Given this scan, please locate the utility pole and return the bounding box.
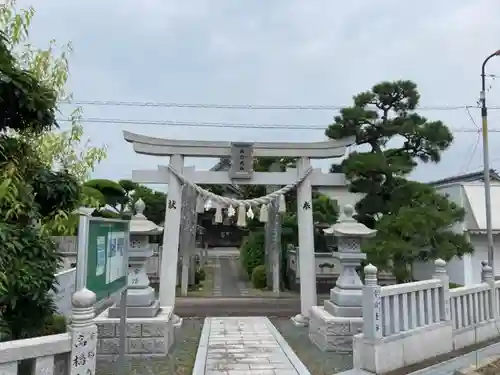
[480,49,500,275]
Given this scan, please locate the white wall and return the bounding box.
[413,257,469,285]
[436,184,468,233]
[412,234,500,286]
[52,268,76,318]
[469,234,500,280]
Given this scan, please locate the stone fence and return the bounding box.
[354,259,500,374]
[0,288,98,375]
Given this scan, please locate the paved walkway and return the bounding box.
[213,255,249,297]
[193,317,311,375]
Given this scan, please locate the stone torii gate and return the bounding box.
[123,131,354,326]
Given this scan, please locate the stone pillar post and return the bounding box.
[324,205,376,318]
[180,185,190,296]
[482,260,497,319]
[160,154,184,327]
[69,288,97,375]
[362,264,382,340]
[292,157,316,326]
[433,259,451,322]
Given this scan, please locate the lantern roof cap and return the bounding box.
[323,204,376,238]
[130,199,163,234]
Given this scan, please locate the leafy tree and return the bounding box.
[325,80,473,282]
[84,179,127,210]
[281,192,338,249]
[0,30,80,339]
[0,0,107,188]
[239,157,296,201]
[132,185,167,225]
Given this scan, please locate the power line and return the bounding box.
[59,100,500,111]
[56,117,500,132]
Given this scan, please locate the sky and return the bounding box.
[16,0,500,190]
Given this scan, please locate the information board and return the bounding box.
[76,216,130,302]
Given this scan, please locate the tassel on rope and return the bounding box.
[247,206,254,220]
[237,203,247,227]
[204,198,213,211]
[214,204,223,223]
[195,195,205,213]
[259,204,268,223]
[278,194,286,213]
[227,205,236,217]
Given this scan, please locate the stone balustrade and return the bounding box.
[0,333,72,375]
[353,259,500,374]
[378,278,447,337]
[0,288,98,375]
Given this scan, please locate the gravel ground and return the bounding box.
[96,318,203,375]
[270,317,353,374]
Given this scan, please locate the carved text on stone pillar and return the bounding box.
[71,328,97,375]
[373,289,381,332]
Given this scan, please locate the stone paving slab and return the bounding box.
[193,317,311,375]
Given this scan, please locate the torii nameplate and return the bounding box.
[229,142,254,180]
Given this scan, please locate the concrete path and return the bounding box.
[213,255,249,297]
[193,317,311,375]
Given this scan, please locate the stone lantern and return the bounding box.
[108,198,163,318]
[323,204,376,317]
[309,204,377,352]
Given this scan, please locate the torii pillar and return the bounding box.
[292,157,317,326]
[160,154,184,327]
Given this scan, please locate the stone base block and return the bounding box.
[324,300,362,318]
[291,314,309,327]
[309,305,363,352]
[329,287,362,311]
[95,307,174,360]
[115,287,156,307]
[108,300,160,318]
[353,321,453,374]
[172,316,183,328]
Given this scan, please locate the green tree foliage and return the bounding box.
[0,0,106,195]
[251,265,267,289]
[240,231,266,278]
[0,30,80,340]
[325,80,473,281]
[132,185,167,225]
[239,157,296,201]
[84,179,126,210]
[281,192,338,249]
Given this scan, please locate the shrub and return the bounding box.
[42,314,67,336]
[251,265,267,289]
[240,231,265,278]
[195,268,206,285]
